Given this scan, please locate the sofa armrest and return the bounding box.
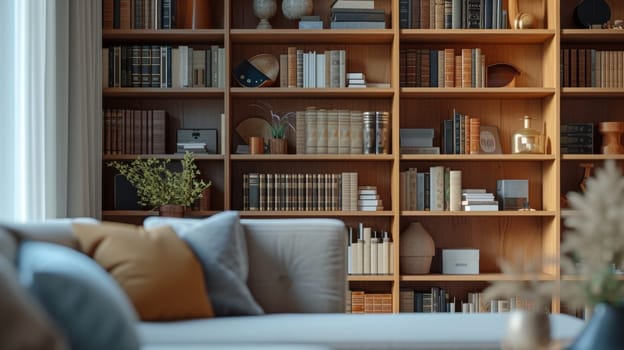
[242,218,347,314]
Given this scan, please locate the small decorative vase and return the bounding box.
[599,121,624,154]
[502,310,551,350]
[566,303,624,349]
[399,222,435,274]
[159,204,185,218]
[253,0,277,29]
[281,0,314,20]
[511,116,544,154]
[270,138,288,154]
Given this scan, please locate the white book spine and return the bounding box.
[363,226,371,274]
[370,236,378,274]
[317,109,328,154]
[449,170,462,211]
[350,111,363,154]
[327,110,339,154]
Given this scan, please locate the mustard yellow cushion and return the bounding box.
[72,222,214,321]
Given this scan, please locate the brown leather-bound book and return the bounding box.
[461,48,472,88]
[288,47,297,88]
[444,48,455,87]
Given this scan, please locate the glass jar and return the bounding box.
[511,116,544,154]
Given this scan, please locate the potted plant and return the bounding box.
[252,103,295,154]
[108,152,211,217]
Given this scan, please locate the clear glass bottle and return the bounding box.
[512,116,544,154]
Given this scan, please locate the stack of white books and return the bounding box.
[358,186,383,211]
[347,72,366,88]
[461,189,498,211]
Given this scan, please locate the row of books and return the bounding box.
[103,45,225,88]
[399,0,508,29]
[400,289,537,313]
[243,172,377,212]
[561,48,624,88]
[441,111,481,155]
[347,291,393,314]
[103,0,178,29]
[103,109,166,155]
[399,48,486,88]
[400,166,459,211]
[347,223,393,275]
[292,108,391,155]
[279,48,347,88]
[560,123,594,155]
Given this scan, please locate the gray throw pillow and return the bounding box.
[0,255,67,350]
[144,211,264,316]
[18,241,141,350]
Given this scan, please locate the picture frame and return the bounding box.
[480,125,502,154]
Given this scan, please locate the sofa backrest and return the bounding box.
[242,218,347,314]
[0,219,86,262]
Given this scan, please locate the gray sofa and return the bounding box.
[0,214,585,350]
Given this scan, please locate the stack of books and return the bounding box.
[299,15,323,29]
[461,189,498,211]
[347,72,366,88]
[330,0,386,29]
[358,186,383,211]
[399,128,439,154]
[560,123,594,154]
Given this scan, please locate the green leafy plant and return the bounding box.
[560,160,624,308]
[252,103,295,139]
[108,152,211,209]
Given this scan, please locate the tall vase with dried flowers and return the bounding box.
[483,257,554,349]
[560,160,624,349]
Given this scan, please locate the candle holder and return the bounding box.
[599,122,624,154]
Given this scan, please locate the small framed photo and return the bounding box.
[480,125,502,154]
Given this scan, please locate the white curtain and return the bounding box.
[0,0,101,221]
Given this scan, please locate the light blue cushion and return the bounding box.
[18,241,140,350]
[144,211,264,316]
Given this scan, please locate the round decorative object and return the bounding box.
[399,222,435,275]
[232,53,279,87]
[486,63,520,88]
[252,0,277,29]
[503,310,550,349]
[281,0,314,20]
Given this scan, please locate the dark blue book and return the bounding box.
[484,0,493,28]
[430,50,438,87]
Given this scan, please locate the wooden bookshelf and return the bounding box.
[100,0,624,315]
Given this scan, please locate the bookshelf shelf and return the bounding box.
[103,87,224,98]
[400,273,556,282]
[230,87,394,98]
[239,210,396,217]
[348,275,395,282]
[561,29,624,44]
[561,154,624,161]
[103,154,225,161]
[561,88,624,98]
[399,154,556,161]
[229,29,394,44]
[103,29,225,43]
[399,29,556,44]
[400,210,557,217]
[400,87,555,99]
[231,154,395,161]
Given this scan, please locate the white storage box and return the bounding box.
[442,249,479,274]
